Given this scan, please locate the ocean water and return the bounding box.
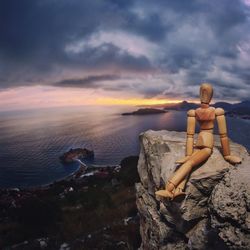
[0,105,249,188]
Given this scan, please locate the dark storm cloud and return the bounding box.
[0,0,250,100]
[54,74,120,88]
[65,43,152,71]
[0,0,154,87]
[125,13,169,42]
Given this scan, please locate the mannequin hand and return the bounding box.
[175,156,190,164]
[224,155,242,164]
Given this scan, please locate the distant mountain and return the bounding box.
[233,100,250,108]
[164,101,250,111]
[162,100,250,119]
[213,102,234,110]
[122,108,167,116]
[133,100,250,119]
[164,101,199,111]
[226,100,250,118]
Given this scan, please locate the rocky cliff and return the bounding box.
[136,130,250,250]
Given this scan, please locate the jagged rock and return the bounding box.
[209,161,250,249]
[136,182,186,250]
[186,219,209,249]
[136,130,249,249]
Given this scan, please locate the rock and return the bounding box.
[136,183,173,250]
[118,156,140,186]
[9,188,20,192]
[111,178,119,187]
[60,242,70,250]
[136,130,249,249]
[38,238,48,249]
[117,241,126,246]
[209,161,250,249]
[124,216,133,225]
[187,219,209,249]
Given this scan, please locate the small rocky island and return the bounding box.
[122,108,166,116]
[59,147,94,164]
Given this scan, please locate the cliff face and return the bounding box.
[136,130,250,250]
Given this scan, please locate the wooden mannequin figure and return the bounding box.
[155,83,242,200]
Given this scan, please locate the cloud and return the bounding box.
[54,74,120,88]
[0,0,250,101]
[65,43,153,71]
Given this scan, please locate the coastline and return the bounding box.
[0,155,141,249]
[0,160,121,191]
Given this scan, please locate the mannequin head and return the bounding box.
[200,83,213,104]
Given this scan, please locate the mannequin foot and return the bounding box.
[155,189,174,199]
[173,188,186,199]
[224,155,242,164]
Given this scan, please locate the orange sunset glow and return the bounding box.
[95,97,183,106]
[0,85,187,111]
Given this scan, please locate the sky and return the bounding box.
[0,0,250,111]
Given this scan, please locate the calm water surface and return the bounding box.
[0,106,249,188]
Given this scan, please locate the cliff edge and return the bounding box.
[136,130,250,250]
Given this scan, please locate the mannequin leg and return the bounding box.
[155,148,212,199]
[174,151,201,194]
[173,174,189,198]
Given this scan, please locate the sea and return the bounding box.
[0,105,249,188]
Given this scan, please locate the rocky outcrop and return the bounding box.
[122,108,166,116]
[136,130,250,250]
[59,148,94,164]
[210,161,250,249]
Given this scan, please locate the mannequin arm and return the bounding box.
[176,109,195,164]
[215,108,241,164]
